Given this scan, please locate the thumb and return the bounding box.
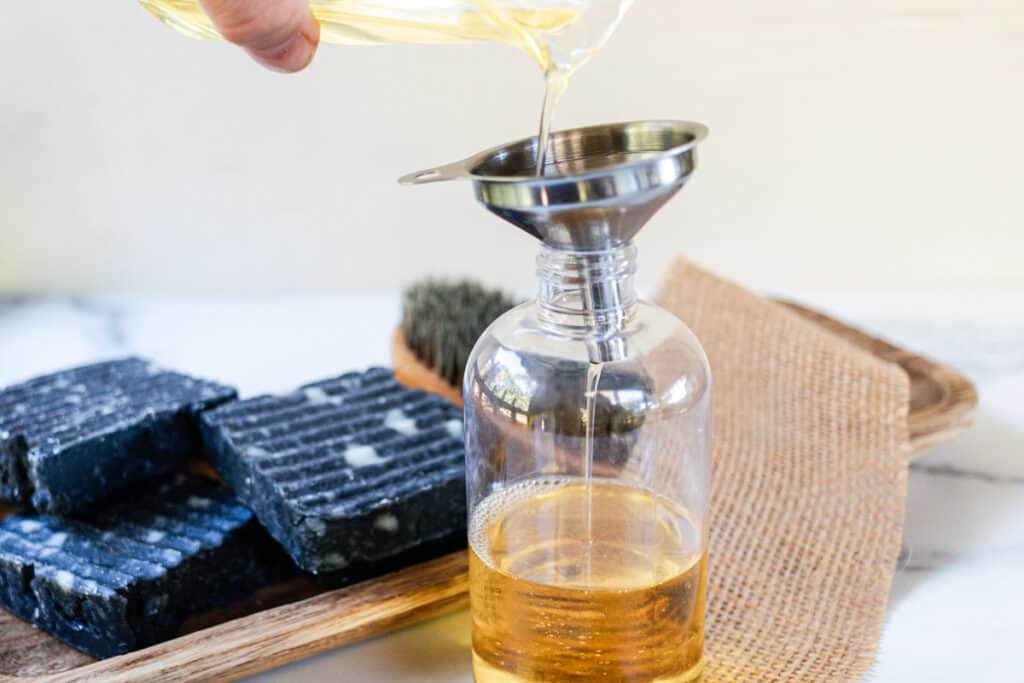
[199,0,320,73]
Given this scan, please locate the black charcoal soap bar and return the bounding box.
[0,357,236,514]
[0,474,284,659]
[201,367,466,574]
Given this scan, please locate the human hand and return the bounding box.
[199,0,320,72]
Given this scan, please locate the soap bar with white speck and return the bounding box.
[0,474,288,658]
[200,367,466,574]
[0,357,237,514]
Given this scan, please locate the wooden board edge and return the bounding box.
[28,553,469,683]
[776,300,978,456]
[895,359,978,455]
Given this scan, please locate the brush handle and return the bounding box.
[391,329,464,407]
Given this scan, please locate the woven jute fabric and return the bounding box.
[655,258,911,683]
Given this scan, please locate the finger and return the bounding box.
[199,0,320,73]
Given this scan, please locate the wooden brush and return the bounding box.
[392,279,517,407]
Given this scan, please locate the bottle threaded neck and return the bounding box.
[536,243,638,357]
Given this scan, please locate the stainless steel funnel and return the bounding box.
[399,120,707,251]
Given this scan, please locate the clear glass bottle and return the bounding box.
[464,241,712,683]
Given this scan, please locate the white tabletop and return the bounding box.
[1,289,1021,682]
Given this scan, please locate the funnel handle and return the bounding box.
[398,160,467,186]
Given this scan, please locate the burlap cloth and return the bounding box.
[655,258,910,683]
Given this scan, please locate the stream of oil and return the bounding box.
[582,360,604,582]
[459,1,570,175]
[535,71,568,175]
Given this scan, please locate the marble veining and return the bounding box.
[909,461,1024,487]
[66,297,129,350]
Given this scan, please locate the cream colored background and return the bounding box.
[0,1,1020,294]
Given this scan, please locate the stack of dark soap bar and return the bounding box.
[202,367,467,574]
[0,360,468,660]
[0,358,236,513]
[0,474,286,658]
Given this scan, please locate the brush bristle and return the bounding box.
[401,279,518,388]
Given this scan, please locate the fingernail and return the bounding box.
[249,15,320,73]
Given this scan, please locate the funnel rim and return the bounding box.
[463,119,708,184]
[398,119,709,251]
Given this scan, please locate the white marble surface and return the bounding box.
[1,289,1021,682]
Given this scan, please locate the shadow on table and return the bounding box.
[889,412,1024,607]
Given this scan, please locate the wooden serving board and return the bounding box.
[777,302,978,456]
[0,302,977,682]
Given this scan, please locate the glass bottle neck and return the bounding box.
[536,243,638,359]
